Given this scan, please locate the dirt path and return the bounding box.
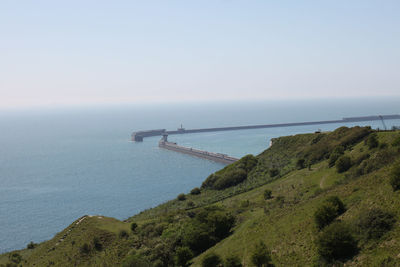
[320,175,327,189]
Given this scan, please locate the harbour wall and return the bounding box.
[132,114,400,141]
[158,140,239,164]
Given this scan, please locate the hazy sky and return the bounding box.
[1,1,399,108]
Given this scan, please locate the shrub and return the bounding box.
[175,246,194,267]
[367,133,379,149]
[389,164,400,191]
[213,169,247,190]
[251,241,273,267]
[121,254,152,267]
[316,222,358,262]
[130,222,138,232]
[202,252,222,267]
[263,189,272,200]
[275,195,285,208]
[182,223,214,254]
[335,156,352,173]
[379,142,388,149]
[26,241,36,249]
[190,187,201,195]
[314,196,346,229]
[328,146,345,167]
[92,237,102,251]
[392,135,400,146]
[80,243,91,254]
[119,230,129,239]
[356,208,396,240]
[296,158,306,169]
[224,255,242,267]
[269,168,279,177]
[182,208,235,254]
[236,154,258,172]
[177,193,186,201]
[8,253,22,264]
[328,153,341,167]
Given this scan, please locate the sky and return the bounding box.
[0,0,399,109]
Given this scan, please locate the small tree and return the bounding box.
[389,164,400,191]
[316,222,358,262]
[263,189,272,200]
[175,246,193,267]
[27,241,36,249]
[335,156,352,173]
[251,241,273,267]
[177,193,186,201]
[202,252,222,267]
[130,222,138,232]
[190,187,201,195]
[314,196,346,229]
[225,255,242,267]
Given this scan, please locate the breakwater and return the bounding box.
[132,114,400,141]
[158,138,239,164]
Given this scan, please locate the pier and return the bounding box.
[158,134,238,164]
[132,114,400,141]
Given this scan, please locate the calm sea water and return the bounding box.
[0,98,399,253]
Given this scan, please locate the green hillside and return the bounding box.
[2,127,400,267]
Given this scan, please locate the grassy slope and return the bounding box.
[1,129,400,266]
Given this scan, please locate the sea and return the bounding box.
[1,98,399,253]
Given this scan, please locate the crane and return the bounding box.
[379,115,387,131]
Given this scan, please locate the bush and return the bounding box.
[392,135,400,146]
[263,189,272,200]
[389,164,400,191]
[119,230,129,239]
[190,187,201,195]
[316,222,358,262]
[80,243,91,254]
[314,196,346,229]
[296,158,306,169]
[202,252,222,267]
[214,169,247,190]
[328,146,345,167]
[202,169,247,190]
[224,255,242,267]
[187,201,195,208]
[335,156,352,173]
[26,241,36,249]
[121,254,152,267]
[182,208,235,254]
[92,237,102,251]
[251,241,273,267]
[236,154,258,172]
[367,133,379,149]
[356,208,396,240]
[175,246,194,267]
[177,193,186,201]
[269,168,279,177]
[130,222,138,232]
[8,253,22,264]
